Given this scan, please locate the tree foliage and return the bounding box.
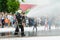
[7,0,20,14]
[0,0,7,12]
[0,0,20,14]
[22,0,25,2]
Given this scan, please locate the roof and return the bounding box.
[20,4,35,11]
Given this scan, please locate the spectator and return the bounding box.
[33,17,37,32]
[13,14,17,28]
[48,18,52,30]
[44,18,48,30]
[4,17,10,27]
[1,13,5,28]
[7,14,11,26]
[9,14,14,27]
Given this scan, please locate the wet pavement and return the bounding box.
[0,26,60,37]
[24,29,60,37]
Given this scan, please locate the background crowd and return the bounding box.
[0,12,60,30]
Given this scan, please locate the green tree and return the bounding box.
[0,0,24,14]
[0,0,7,12]
[22,0,25,2]
[7,0,20,14]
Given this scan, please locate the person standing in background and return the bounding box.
[33,17,37,32]
[48,17,52,30]
[4,17,10,27]
[1,12,5,36]
[13,14,17,28]
[44,18,48,30]
[7,14,11,26]
[1,12,5,28]
[10,14,14,27]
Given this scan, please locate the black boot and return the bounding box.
[14,26,19,36]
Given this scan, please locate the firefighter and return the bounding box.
[14,12,25,37]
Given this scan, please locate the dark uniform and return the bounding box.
[14,13,25,36]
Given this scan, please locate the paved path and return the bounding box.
[0,26,60,37]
